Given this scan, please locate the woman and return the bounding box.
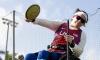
[25,8,88,60]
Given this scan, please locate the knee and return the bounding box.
[40,50,48,53]
[38,50,49,59]
[39,50,49,56]
[25,53,38,60]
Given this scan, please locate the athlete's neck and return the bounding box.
[69,25,80,30]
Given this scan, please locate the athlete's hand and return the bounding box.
[26,19,35,22]
[64,35,74,44]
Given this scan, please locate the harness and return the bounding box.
[47,44,67,50]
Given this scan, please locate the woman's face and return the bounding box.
[70,12,86,28]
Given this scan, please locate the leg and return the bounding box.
[37,50,49,60]
[25,52,38,60]
[69,55,80,60]
[49,52,62,60]
[59,54,80,60]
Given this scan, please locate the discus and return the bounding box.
[25,4,40,21]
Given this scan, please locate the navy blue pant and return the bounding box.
[25,50,62,60]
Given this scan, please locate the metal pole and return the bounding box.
[5,23,9,60]
[2,10,18,60]
[67,20,69,60]
[12,10,15,60]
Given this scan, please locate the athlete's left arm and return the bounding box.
[72,31,86,57]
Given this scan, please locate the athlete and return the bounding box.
[25,8,88,60]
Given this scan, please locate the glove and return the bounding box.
[64,35,74,44]
[25,4,40,22]
[26,19,35,22]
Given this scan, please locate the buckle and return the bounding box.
[52,46,58,49]
[47,45,66,50]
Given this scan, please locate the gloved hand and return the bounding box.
[64,35,74,44]
[26,19,35,22]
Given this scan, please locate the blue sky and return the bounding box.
[0,0,100,60]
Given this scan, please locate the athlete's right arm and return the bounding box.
[31,18,64,32]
